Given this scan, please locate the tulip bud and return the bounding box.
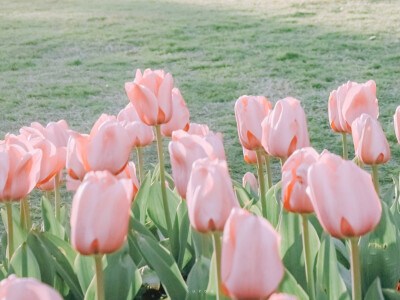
[186,158,239,232]
[221,208,284,299]
[307,150,381,238]
[281,147,319,214]
[393,106,400,144]
[0,275,63,300]
[351,114,390,165]
[70,171,133,255]
[161,88,190,137]
[242,172,258,194]
[235,95,272,150]
[262,97,310,159]
[125,69,174,126]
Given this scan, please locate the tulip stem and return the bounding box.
[6,202,14,261]
[136,147,145,184]
[372,164,380,196]
[54,174,61,222]
[212,232,223,300]
[155,125,174,250]
[20,197,31,231]
[94,255,105,300]
[301,214,316,300]
[342,133,348,160]
[256,149,267,218]
[350,238,362,300]
[264,153,272,189]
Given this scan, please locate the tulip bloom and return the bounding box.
[242,171,258,194]
[169,130,225,198]
[242,147,263,164]
[262,97,310,159]
[116,161,140,198]
[235,95,272,150]
[281,147,319,214]
[394,106,400,144]
[161,88,190,137]
[307,151,381,238]
[70,171,133,255]
[351,114,390,165]
[117,103,154,147]
[269,294,298,300]
[125,69,174,126]
[187,123,210,136]
[186,158,239,232]
[0,275,63,300]
[221,208,284,299]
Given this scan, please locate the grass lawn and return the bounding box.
[1,0,400,213]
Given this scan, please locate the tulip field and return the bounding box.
[1,0,400,300]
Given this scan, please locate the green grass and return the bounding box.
[1,0,400,201]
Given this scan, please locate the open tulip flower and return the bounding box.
[125,68,174,126]
[161,88,190,137]
[0,275,63,300]
[221,208,284,299]
[394,106,400,144]
[262,97,310,160]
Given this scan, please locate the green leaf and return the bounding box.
[41,196,65,238]
[173,200,191,269]
[132,232,187,299]
[206,252,217,299]
[360,202,400,292]
[278,269,309,300]
[382,288,400,300]
[365,277,384,300]
[315,234,350,300]
[140,266,161,290]
[75,254,94,294]
[265,182,282,228]
[186,256,210,300]
[233,182,253,207]
[1,205,27,251]
[10,242,41,280]
[132,173,151,224]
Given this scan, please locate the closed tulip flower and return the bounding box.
[269,293,298,300]
[203,131,226,161]
[187,123,210,136]
[281,147,319,214]
[169,130,225,198]
[242,147,264,164]
[70,171,133,255]
[235,95,272,150]
[221,208,284,299]
[0,275,63,300]
[161,88,190,137]
[307,150,381,238]
[242,171,258,193]
[393,106,400,144]
[0,141,42,200]
[186,158,239,232]
[116,161,140,198]
[125,69,174,126]
[262,97,310,159]
[351,114,390,165]
[118,103,154,147]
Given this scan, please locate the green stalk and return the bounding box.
[155,125,174,249]
[256,149,267,218]
[342,133,348,160]
[6,202,14,261]
[54,174,61,222]
[372,164,380,196]
[136,147,145,184]
[264,153,272,189]
[94,255,105,300]
[20,197,31,231]
[350,238,362,300]
[301,215,316,300]
[212,232,223,300]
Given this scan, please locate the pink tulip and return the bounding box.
[89,113,116,138]
[161,88,190,137]
[281,147,319,214]
[186,158,239,232]
[125,69,174,126]
[242,172,258,193]
[235,95,272,150]
[351,114,390,165]
[187,123,210,136]
[37,170,63,191]
[343,80,379,129]
[118,103,154,147]
[169,130,225,198]
[221,208,284,299]
[0,141,41,200]
[70,171,133,255]
[203,131,226,161]
[307,150,381,238]
[242,147,264,164]
[269,293,298,300]
[262,97,310,159]
[393,106,400,144]
[66,116,132,184]
[0,275,63,300]
[116,161,140,198]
